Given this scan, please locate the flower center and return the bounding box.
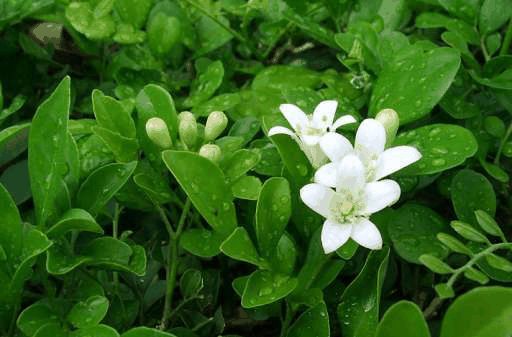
[354,145,380,181]
[339,200,354,216]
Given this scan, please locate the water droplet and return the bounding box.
[448,133,456,139]
[211,194,218,201]
[279,215,287,222]
[222,202,230,211]
[432,147,448,154]
[190,182,199,192]
[202,231,212,238]
[258,287,273,296]
[418,163,426,169]
[415,100,422,107]
[296,164,308,176]
[428,128,441,136]
[280,195,289,204]
[432,158,446,166]
[272,204,278,211]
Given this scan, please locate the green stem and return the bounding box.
[499,17,512,56]
[447,242,512,288]
[494,122,512,164]
[160,199,191,330]
[280,301,295,337]
[113,204,122,289]
[480,35,490,62]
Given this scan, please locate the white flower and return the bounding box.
[300,154,400,253]
[268,100,356,167]
[315,119,422,186]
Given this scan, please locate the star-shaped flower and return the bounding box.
[268,100,356,167]
[314,118,421,186]
[300,154,400,253]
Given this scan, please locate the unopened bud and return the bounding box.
[375,108,399,146]
[199,144,222,163]
[178,111,198,149]
[146,117,172,148]
[205,111,228,141]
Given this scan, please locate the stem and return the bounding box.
[159,199,192,330]
[494,123,512,164]
[480,35,490,61]
[279,301,294,337]
[499,17,512,56]
[423,297,443,319]
[113,204,122,289]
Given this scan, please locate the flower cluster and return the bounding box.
[269,101,421,254]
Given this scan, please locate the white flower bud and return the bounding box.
[375,108,399,146]
[199,144,222,163]
[146,117,172,149]
[204,111,228,141]
[178,111,198,149]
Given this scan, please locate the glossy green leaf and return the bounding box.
[221,149,260,183]
[113,23,145,44]
[469,68,512,89]
[0,183,22,263]
[76,134,115,179]
[337,239,359,260]
[438,0,480,23]
[480,161,509,183]
[451,221,489,243]
[479,0,512,35]
[241,270,297,308]
[29,76,71,228]
[369,46,460,125]
[92,125,139,163]
[66,2,115,40]
[441,287,512,337]
[283,8,337,49]
[252,142,283,176]
[17,302,60,337]
[485,254,512,272]
[133,171,172,205]
[76,162,137,217]
[436,233,473,255]
[33,322,68,337]
[183,60,224,107]
[162,151,237,235]
[474,210,504,238]
[68,295,109,329]
[252,66,322,91]
[0,122,30,166]
[419,254,454,274]
[375,301,430,337]
[286,302,330,337]
[441,31,480,70]
[46,208,103,238]
[46,241,92,275]
[463,266,490,284]
[192,93,241,117]
[435,283,455,299]
[451,169,496,226]
[179,269,203,299]
[82,236,129,264]
[272,232,298,275]
[231,175,262,200]
[92,89,136,138]
[388,204,449,263]
[338,248,390,337]
[70,324,120,337]
[148,13,181,56]
[121,327,177,337]
[255,177,291,260]
[180,229,225,257]
[394,124,478,175]
[415,12,479,44]
[195,14,233,56]
[221,227,267,268]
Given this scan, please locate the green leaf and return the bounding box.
[221,149,260,183]
[192,93,241,117]
[121,327,177,337]
[241,270,297,308]
[441,287,512,337]
[485,254,512,272]
[76,162,137,217]
[179,269,203,299]
[180,229,225,257]
[231,175,262,200]
[450,221,489,243]
[419,254,454,274]
[82,237,129,265]
[183,60,224,107]
[92,89,136,139]
[479,0,512,35]
[475,210,505,238]
[133,170,173,205]
[17,302,60,337]
[393,124,478,175]
[436,233,473,255]
[29,76,71,228]
[463,267,490,284]
[33,322,68,337]
[92,125,139,163]
[148,13,181,56]
[369,46,460,125]
[286,302,330,337]
[194,14,233,56]
[388,204,449,264]
[283,8,337,49]
[255,177,291,260]
[435,283,455,299]
[68,295,109,329]
[113,23,145,45]
[162,151,237,235]
[375,301,430,337]
[415,12,479,45]
[114,0,151,29]
[480,161,509,183]
[66,2,115,40]
[70,324,120,337]
[94,0,115,18]
[272,232,298,275]
[0,183,22,264]
[451,169,496,226]
[220,227,267,268]
[338,248,390,337]
[469,68,512,90]
[336,239,359,260]
[438,0,480,23]
[441,31,480,70]
[46,208,103,238]
[252,66,322,92]
[0,122,30,166]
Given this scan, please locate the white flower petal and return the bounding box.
[336,154,366,192]
[300,183,337,219]
[279,104,309,133]
[268,126,301,144]
[362,180,401,214]
[305,143,329,168]
[351,219,382,250]
[312,100,338,130]
[319,132,353,162]
[321,219,352,254]
[314,163,337,188]
[355,119,386,155]
[331,115,357,131]
[375,146,422,180]
[301,134,322,146]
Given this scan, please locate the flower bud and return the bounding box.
[199,144,222,163]
[375,108,399,146]
[178,111,198,149]
[146,117,172,149]
[204,111,228,141]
